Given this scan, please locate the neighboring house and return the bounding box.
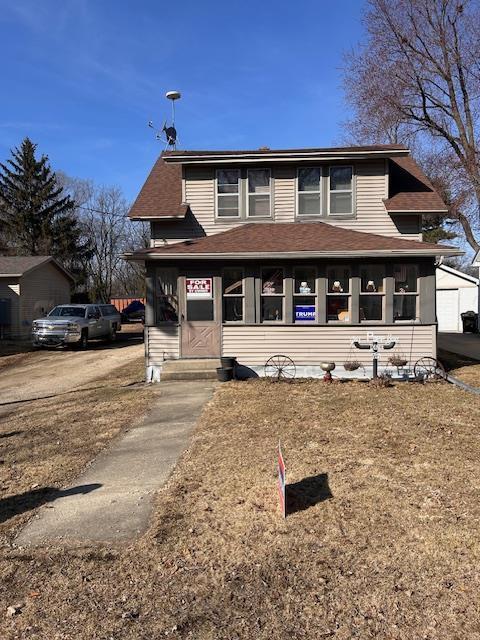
[436,264,479,332]
[126,144,462,376]
[0,256,73,339]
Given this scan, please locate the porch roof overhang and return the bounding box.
[124,221,463,262]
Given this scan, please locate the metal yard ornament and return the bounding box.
[352,334,396,378]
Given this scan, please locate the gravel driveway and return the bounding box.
[0,328,144,405]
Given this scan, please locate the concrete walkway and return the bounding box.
[16,381,215,546]
[438,332,480,361]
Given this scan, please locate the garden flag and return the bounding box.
[278,441,286,518]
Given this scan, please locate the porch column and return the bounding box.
[145,263,155,327]
[419,260,436,324]
[385,263,394,324]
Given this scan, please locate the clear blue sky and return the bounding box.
[0,0,364,201]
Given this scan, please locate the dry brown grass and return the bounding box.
[450,363,480,387]
[0,356,149,544]
[1,377,479,639]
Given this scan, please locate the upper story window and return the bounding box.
[297,168,321,216]
[329,166,353,215]
[216,169,240,218]
[247,169,271,217]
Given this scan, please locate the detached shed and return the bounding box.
[436,264,479,332]
[0,256,73,339]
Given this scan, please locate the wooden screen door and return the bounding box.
[181,275,221,358]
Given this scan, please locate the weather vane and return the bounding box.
[148,90,181,151]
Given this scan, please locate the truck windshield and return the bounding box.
[49,307,86,318]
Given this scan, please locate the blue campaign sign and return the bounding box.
[295,304,315,322]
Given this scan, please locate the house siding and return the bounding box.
[0,278,21,337]
[222,324,436,366]
[150,161,422,246]
[146,325,180,365]
[19,263,71,336]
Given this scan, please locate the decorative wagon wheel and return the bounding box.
[264,355,296,382]
[414,357,446,381]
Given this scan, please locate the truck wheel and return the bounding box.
[78,330,88,350]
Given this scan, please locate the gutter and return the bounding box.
[163,149,410,164]
[124,248,463,261]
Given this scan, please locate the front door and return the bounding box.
[181,276,220,357]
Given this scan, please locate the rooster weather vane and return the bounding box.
[148,90,181,150]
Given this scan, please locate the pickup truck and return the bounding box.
[32,304,121,349]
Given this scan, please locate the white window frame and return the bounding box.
[328,165,354,216]
[215,168,241,219]
[247,168,272,219]
[296,167,322,217]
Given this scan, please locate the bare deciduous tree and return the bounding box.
[344,0,480,253]
[58,173,148,301]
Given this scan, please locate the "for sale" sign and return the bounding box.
[186,278,213,299]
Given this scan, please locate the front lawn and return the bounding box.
[1,378,479,639]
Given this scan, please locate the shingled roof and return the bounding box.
[384,157,447,212]
[127,222,461,260]
[0,256,74,280]
[129,156,188,220]
[129,146,447,220]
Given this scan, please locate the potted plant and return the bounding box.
[343,360,362,371]
[388,354,408,367]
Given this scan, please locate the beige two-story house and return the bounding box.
[126,144,461,377]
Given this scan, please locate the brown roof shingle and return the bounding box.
[128,222,460,259]
[384,157,447,212]
[0,256,74,280]
[129,155,187,220]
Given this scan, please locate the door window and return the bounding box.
[186,277,214,321]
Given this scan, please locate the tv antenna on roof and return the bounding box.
[148,90,181,150]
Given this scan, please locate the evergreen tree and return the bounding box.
[0,138,91,276]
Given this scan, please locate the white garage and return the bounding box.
[436,264,479,332]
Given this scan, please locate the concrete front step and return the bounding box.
[163,358,220,372]
[161,369,219,381]
[161,358,221,381]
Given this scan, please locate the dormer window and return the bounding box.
[329,166,353,215]
[247,169,271,217]
[297,167,322,216]
[216,169,240,218]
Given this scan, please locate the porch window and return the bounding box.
[393,264,418,321]
[216,169,240,218]
[297,168,321,216]
[247,169,271,217]
[327,266,350,322]
[261,267,284,321]
[222,267,244,322]
[156,268,178,323]
[360,264,384,321]
[329,166,353,215]
[293,266,316,322]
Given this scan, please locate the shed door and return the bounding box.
[437,289,459,332]
[181,276,220,357]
